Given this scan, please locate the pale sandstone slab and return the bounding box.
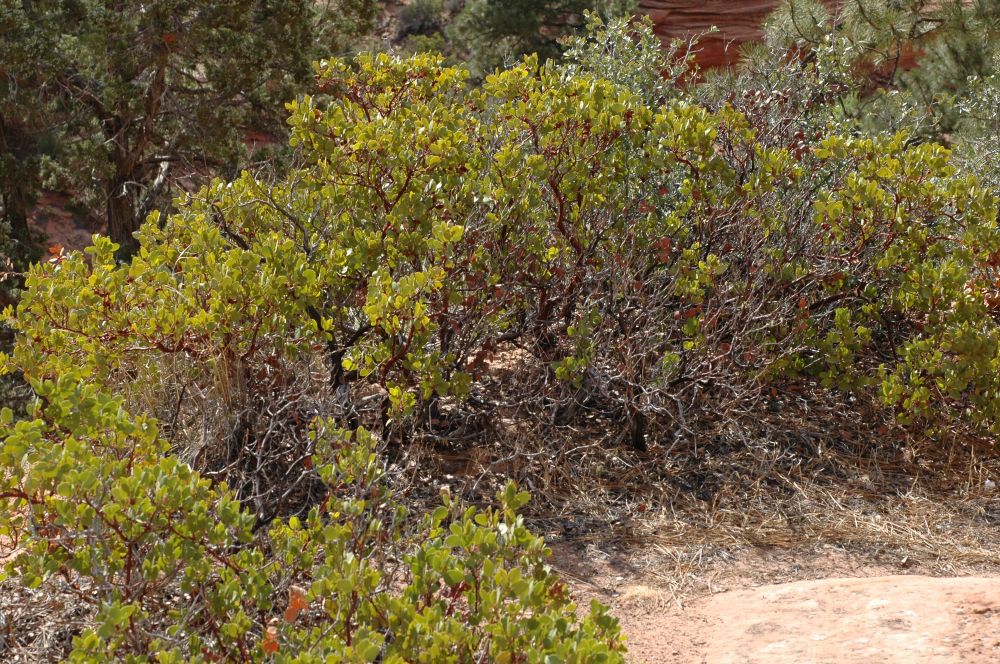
[702,575,1000,663]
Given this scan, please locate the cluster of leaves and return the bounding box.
[952,50,1000,192]
[392,0,636,80]
[446,0,636,78]
[0,374,623,661]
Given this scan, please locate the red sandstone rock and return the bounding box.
[638,0,791,67]
[637,1,941,71]
[638,1,846,68]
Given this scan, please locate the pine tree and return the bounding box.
[765,0,1000,137]
[0,0,376,259]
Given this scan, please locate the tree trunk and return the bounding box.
[104,47,168,262]
[2,183,31,244]
[106,153,140,261]
[0,113,35,247]
[629,409,648,452]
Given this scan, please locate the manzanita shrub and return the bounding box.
[8,30,1000,456]
[0,375,624,661]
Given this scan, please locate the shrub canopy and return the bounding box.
[7,42,1000,450]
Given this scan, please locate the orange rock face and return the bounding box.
[638,1,829,68]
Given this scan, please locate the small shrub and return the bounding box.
[447,0,635,78]
[7,23,1000,484]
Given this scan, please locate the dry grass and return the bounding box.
[401,370,1000,603]
[0,578,94,663]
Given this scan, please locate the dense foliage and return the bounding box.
[764,0,1000,136]
[8,5,1000,659]
[447,0,635,77]
[393,0,636,79]
[10,21,1000,452]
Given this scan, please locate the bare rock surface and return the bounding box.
[556,544,1000,664]
[639,0,791,67]
[638,1,840,67]
[701,575,1000,663]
